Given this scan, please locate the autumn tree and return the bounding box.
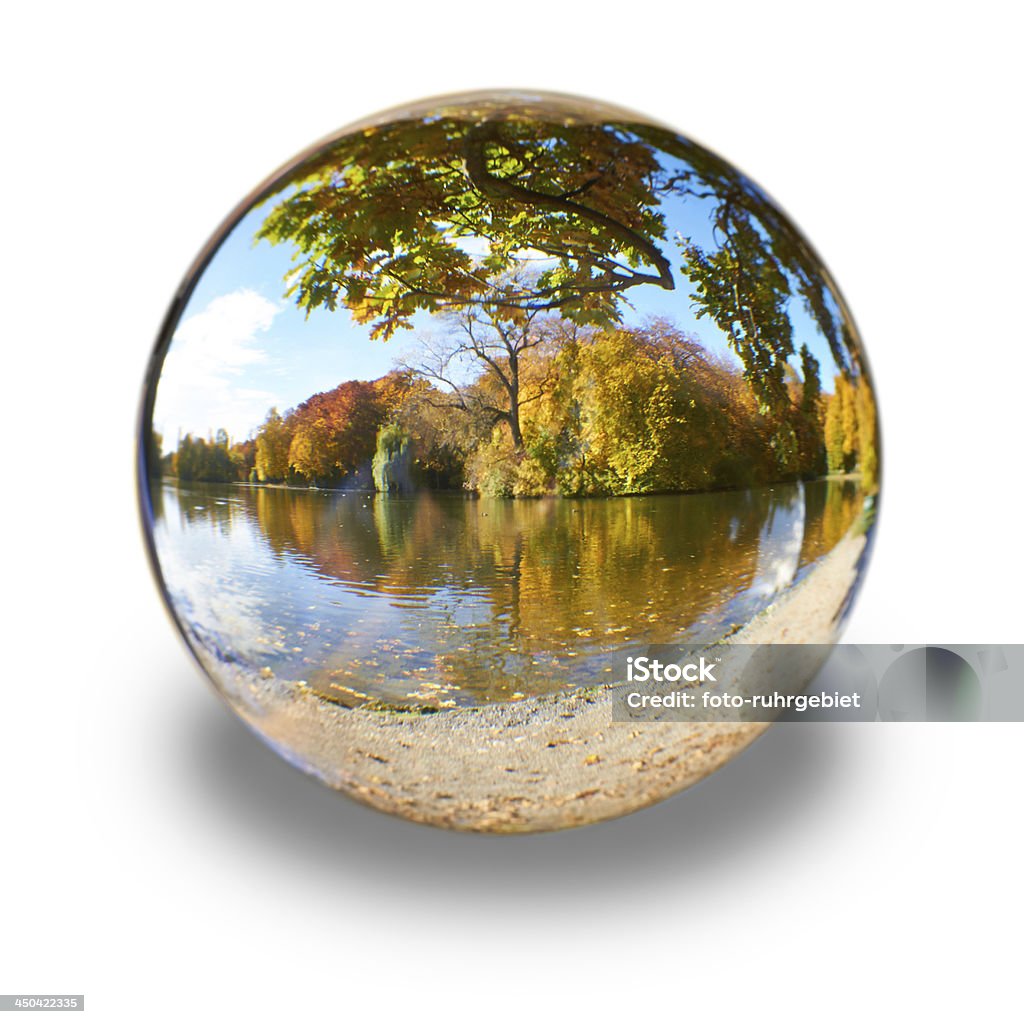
[821,373,879,492]
[400,292,565,456]
[254,409,293,482]
[549,324,764,495]
[287,416,339,483]
[288,380,388,483]
[243,94,880,499]
[448,320,779,497]
[680,210,795,416]
[391,381,477,490]
[855,381,880,493]
[251,375,418,487]
[795,345,825,477]
[255,103,674,339]
[255,100,873,416]
[824,376,857,475]
[642,125,863,380]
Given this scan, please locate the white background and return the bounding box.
[3,2,1021,1021]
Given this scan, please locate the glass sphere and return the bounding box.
[139,91,880,831]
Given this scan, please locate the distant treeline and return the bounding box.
[151,319,878,497]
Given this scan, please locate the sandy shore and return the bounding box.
[209,531,867,833]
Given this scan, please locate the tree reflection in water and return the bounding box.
[153,480,862,706]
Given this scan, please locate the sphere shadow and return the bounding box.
[180,684,855,904]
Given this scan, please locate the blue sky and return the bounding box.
[152,170,843,453]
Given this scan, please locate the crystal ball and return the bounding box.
[139,91,880,831]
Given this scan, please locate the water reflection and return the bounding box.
[152,480,862,706]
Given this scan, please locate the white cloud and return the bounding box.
[153,289,283,450]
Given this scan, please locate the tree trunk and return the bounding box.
[507,352,523,449]
[508,409,523,449]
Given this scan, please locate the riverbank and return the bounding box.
[157,471,867,502]
[203,527,867,833]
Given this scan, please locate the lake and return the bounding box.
[148,479,863,707]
